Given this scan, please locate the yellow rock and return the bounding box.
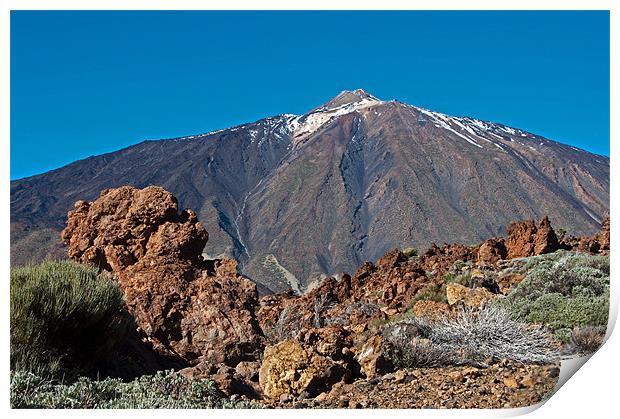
[446,283,496,308]
[503,377,519,389]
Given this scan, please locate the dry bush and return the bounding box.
[383,306,559,368]
[432,306,560,364]
[568,325,606,355]
[270,305,304,343]
[313,294,334,328]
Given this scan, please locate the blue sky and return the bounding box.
[11,10,610,179]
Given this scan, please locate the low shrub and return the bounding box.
[568,325,606,355]
[385,337,457,369]
[413,283,447,304]
[402,247,418,258]
[516,293,609,330]
[554,328,572,344]
[10,370,259,409]
[10,260,131,379]
[496,252,609,332]
[383,306,559,368]
[443,272,471,287]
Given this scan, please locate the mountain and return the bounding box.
[10,89,609,292]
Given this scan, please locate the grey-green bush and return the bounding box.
[496,251,609,333]
[10,260,131,379]
[10,370,260,409]
[402,247,418,258]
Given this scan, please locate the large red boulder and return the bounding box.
[61,186,264,366]
[477,237,508,265]
[505,216,559,259]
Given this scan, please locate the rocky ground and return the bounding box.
[54,185,609,409]
[269,361,560,409]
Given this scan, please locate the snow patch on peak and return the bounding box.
[287,94,384,141]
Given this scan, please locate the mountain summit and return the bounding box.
[321,89,380,110]
[11,90,609,293]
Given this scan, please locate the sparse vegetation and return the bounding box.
[495,251,609,334]
[413,283,447,304]
[10,370,259,409]
[568,325,606,355]
[383,306,559,368]
[402,247,418,258]
[443,272,471,287]
[264,305,305,344]
[10,260,131,380]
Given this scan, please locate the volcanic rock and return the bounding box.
[419,243,478,277]
[505,216,559,259]
[355,334,392,378]
[256,250,430,340]
[61,185,264,367]
[259,328,353,399]
[573,216,610,254]
[477,238,507,266]
[411,300,451,321]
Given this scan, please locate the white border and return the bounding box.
[2,2,617,418]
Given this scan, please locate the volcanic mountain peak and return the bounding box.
[322,88,381,110]
[288,89,383,141]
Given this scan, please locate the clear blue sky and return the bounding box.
[11,10,610,180]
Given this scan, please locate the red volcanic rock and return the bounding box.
[61,186,264,366]
[599,217,610,250]
[257,250,429,342]
[574,217,610,254]
[505,216,559,259]
[419,243,478,276]
[477,238,508,266]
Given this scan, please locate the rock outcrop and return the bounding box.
[505,216,559,259]
[58,189,604,405]
[477,238,508,266]
[419,243,478,276]
[259,327,353,400]
[257,250,433,340]
[61,186,264,367]
[575,216,610,254]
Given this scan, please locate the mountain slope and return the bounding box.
[11,89,609,292]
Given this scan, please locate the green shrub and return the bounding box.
[554,328,572,344]
[413,283,447,304]
[10,370,260,409]
[10,260,131,379]
[444,272,471,287]
[402,247,418,258]
[496,252,609,332]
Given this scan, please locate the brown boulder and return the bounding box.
[355,334,392,378]
[506,216,559,259]
[259,335,351,399]
[61,186,264,367]
[477,238,507,265]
